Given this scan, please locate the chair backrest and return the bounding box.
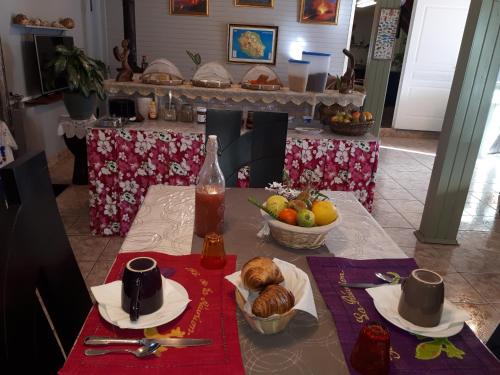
[206,110,288,188]
[206,109,242,152]
[0,152,92,372]
[249,111,288,188]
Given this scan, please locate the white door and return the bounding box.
[393,0,470,131]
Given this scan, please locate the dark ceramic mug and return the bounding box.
[121,257,163,321]
[397,269,444,327]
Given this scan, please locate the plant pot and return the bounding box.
[63,91,97,120]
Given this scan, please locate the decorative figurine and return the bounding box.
[340,49,355,94]
[113,39,133,82]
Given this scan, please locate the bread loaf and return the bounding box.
[252,285,295,318]
[241,257,284,292]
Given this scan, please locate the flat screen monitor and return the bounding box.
[34,35,74,95]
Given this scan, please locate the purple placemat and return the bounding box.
[307,256,500,374]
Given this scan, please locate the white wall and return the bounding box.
[105,0,355,83]
[0,0,86,158]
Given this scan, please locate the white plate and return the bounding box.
[97,277,189,329]
[370,285,465,338]
[294,127,323,135]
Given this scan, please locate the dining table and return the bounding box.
[61,186,499,374]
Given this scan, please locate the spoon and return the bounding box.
[84,342,160,358]
[375,272,396,283]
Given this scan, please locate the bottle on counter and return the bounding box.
[141,55,148,72]
[197,107,207,124]
[148,99,158,120]
[194,135,225,237]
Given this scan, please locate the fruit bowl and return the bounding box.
[322,117,374,136]
[260,208,341,249]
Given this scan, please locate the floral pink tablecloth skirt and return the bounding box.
[87,128,379,236]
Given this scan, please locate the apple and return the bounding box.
[297,209,315,227]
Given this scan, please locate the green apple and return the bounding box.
[297,209,315,227]
[265,195,288,217]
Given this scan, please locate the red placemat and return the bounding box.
[59,252,243,375]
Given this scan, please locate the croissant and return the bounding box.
[252,285,295,318]
[241,257,284,292]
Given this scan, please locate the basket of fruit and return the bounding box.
[322,110,374,136]
[249,187,340,250]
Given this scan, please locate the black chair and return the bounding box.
[206,109,243,153]
[249,111,288,188]
[487,323,500,360]
[0,152,92,373]
[207,110,288,188]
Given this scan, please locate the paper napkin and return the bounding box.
[225,258,318,319]
[367,284,470,334]
[91,276,190,329]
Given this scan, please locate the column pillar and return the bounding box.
[363,0,401,136]
[416,0,500,244]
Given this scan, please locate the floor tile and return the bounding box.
[400,212,422,229]
[447,247,500,274]
[85,259,115,287]
[99,237,125,260]
[77,261,95,280]
[460,216,500,232]
[442,273,484,304]
[457,231,500,253]
[400,245,456,275]
[371,211,413,228]
[453,303,500,343]
[61,215,79,232]
[406,189,428,203]
[65,215,92,235]
[461,273,500,303]
[387,200,424,214]
[376,187,415,201]
[383,228,420,248]
[69,235,109,262]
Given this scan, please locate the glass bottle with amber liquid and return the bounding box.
[194,135,225,237]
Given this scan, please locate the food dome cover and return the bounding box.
[241,65,281,86]
[142,59,183,85]
[192,62,233,88]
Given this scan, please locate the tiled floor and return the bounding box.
[51,135,500,343]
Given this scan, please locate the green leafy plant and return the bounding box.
[46,45,107,99]
[186,50,202,68]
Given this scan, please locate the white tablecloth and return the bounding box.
[120,185,406,260]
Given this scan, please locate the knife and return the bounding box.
[84,336,212,347]
[339,282,387,289]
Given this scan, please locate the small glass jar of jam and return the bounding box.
[201,233,226,269]
[197,107,207,124]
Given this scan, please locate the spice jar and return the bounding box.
[180,104,194,122]
[197,107,207,124]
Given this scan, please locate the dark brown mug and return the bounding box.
[397,269,444,327]
[121,257,163,322]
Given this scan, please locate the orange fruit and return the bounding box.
[278,208,298,226]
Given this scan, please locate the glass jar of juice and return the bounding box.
[194,135,225,237]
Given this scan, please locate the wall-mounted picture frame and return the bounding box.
[169,0,209,16]
[299,0,340,25]
[227,24,279,65]
[373,8,401,60]
[235,0,274,8]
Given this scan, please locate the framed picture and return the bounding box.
[373,8,400,60]
[300,0,340,25]
[227,24,278,65]
[235,0,274,7]
[169,0,209,16]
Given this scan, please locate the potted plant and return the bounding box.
[47,45,106,120]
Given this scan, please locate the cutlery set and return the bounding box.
[84,336,212,358]
[339,272,401,289]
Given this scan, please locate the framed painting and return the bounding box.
[235,0,274,7]
[169,0,209,16]
[300,0,340,25]
[227,24,279,65]
[373,8,401,60]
